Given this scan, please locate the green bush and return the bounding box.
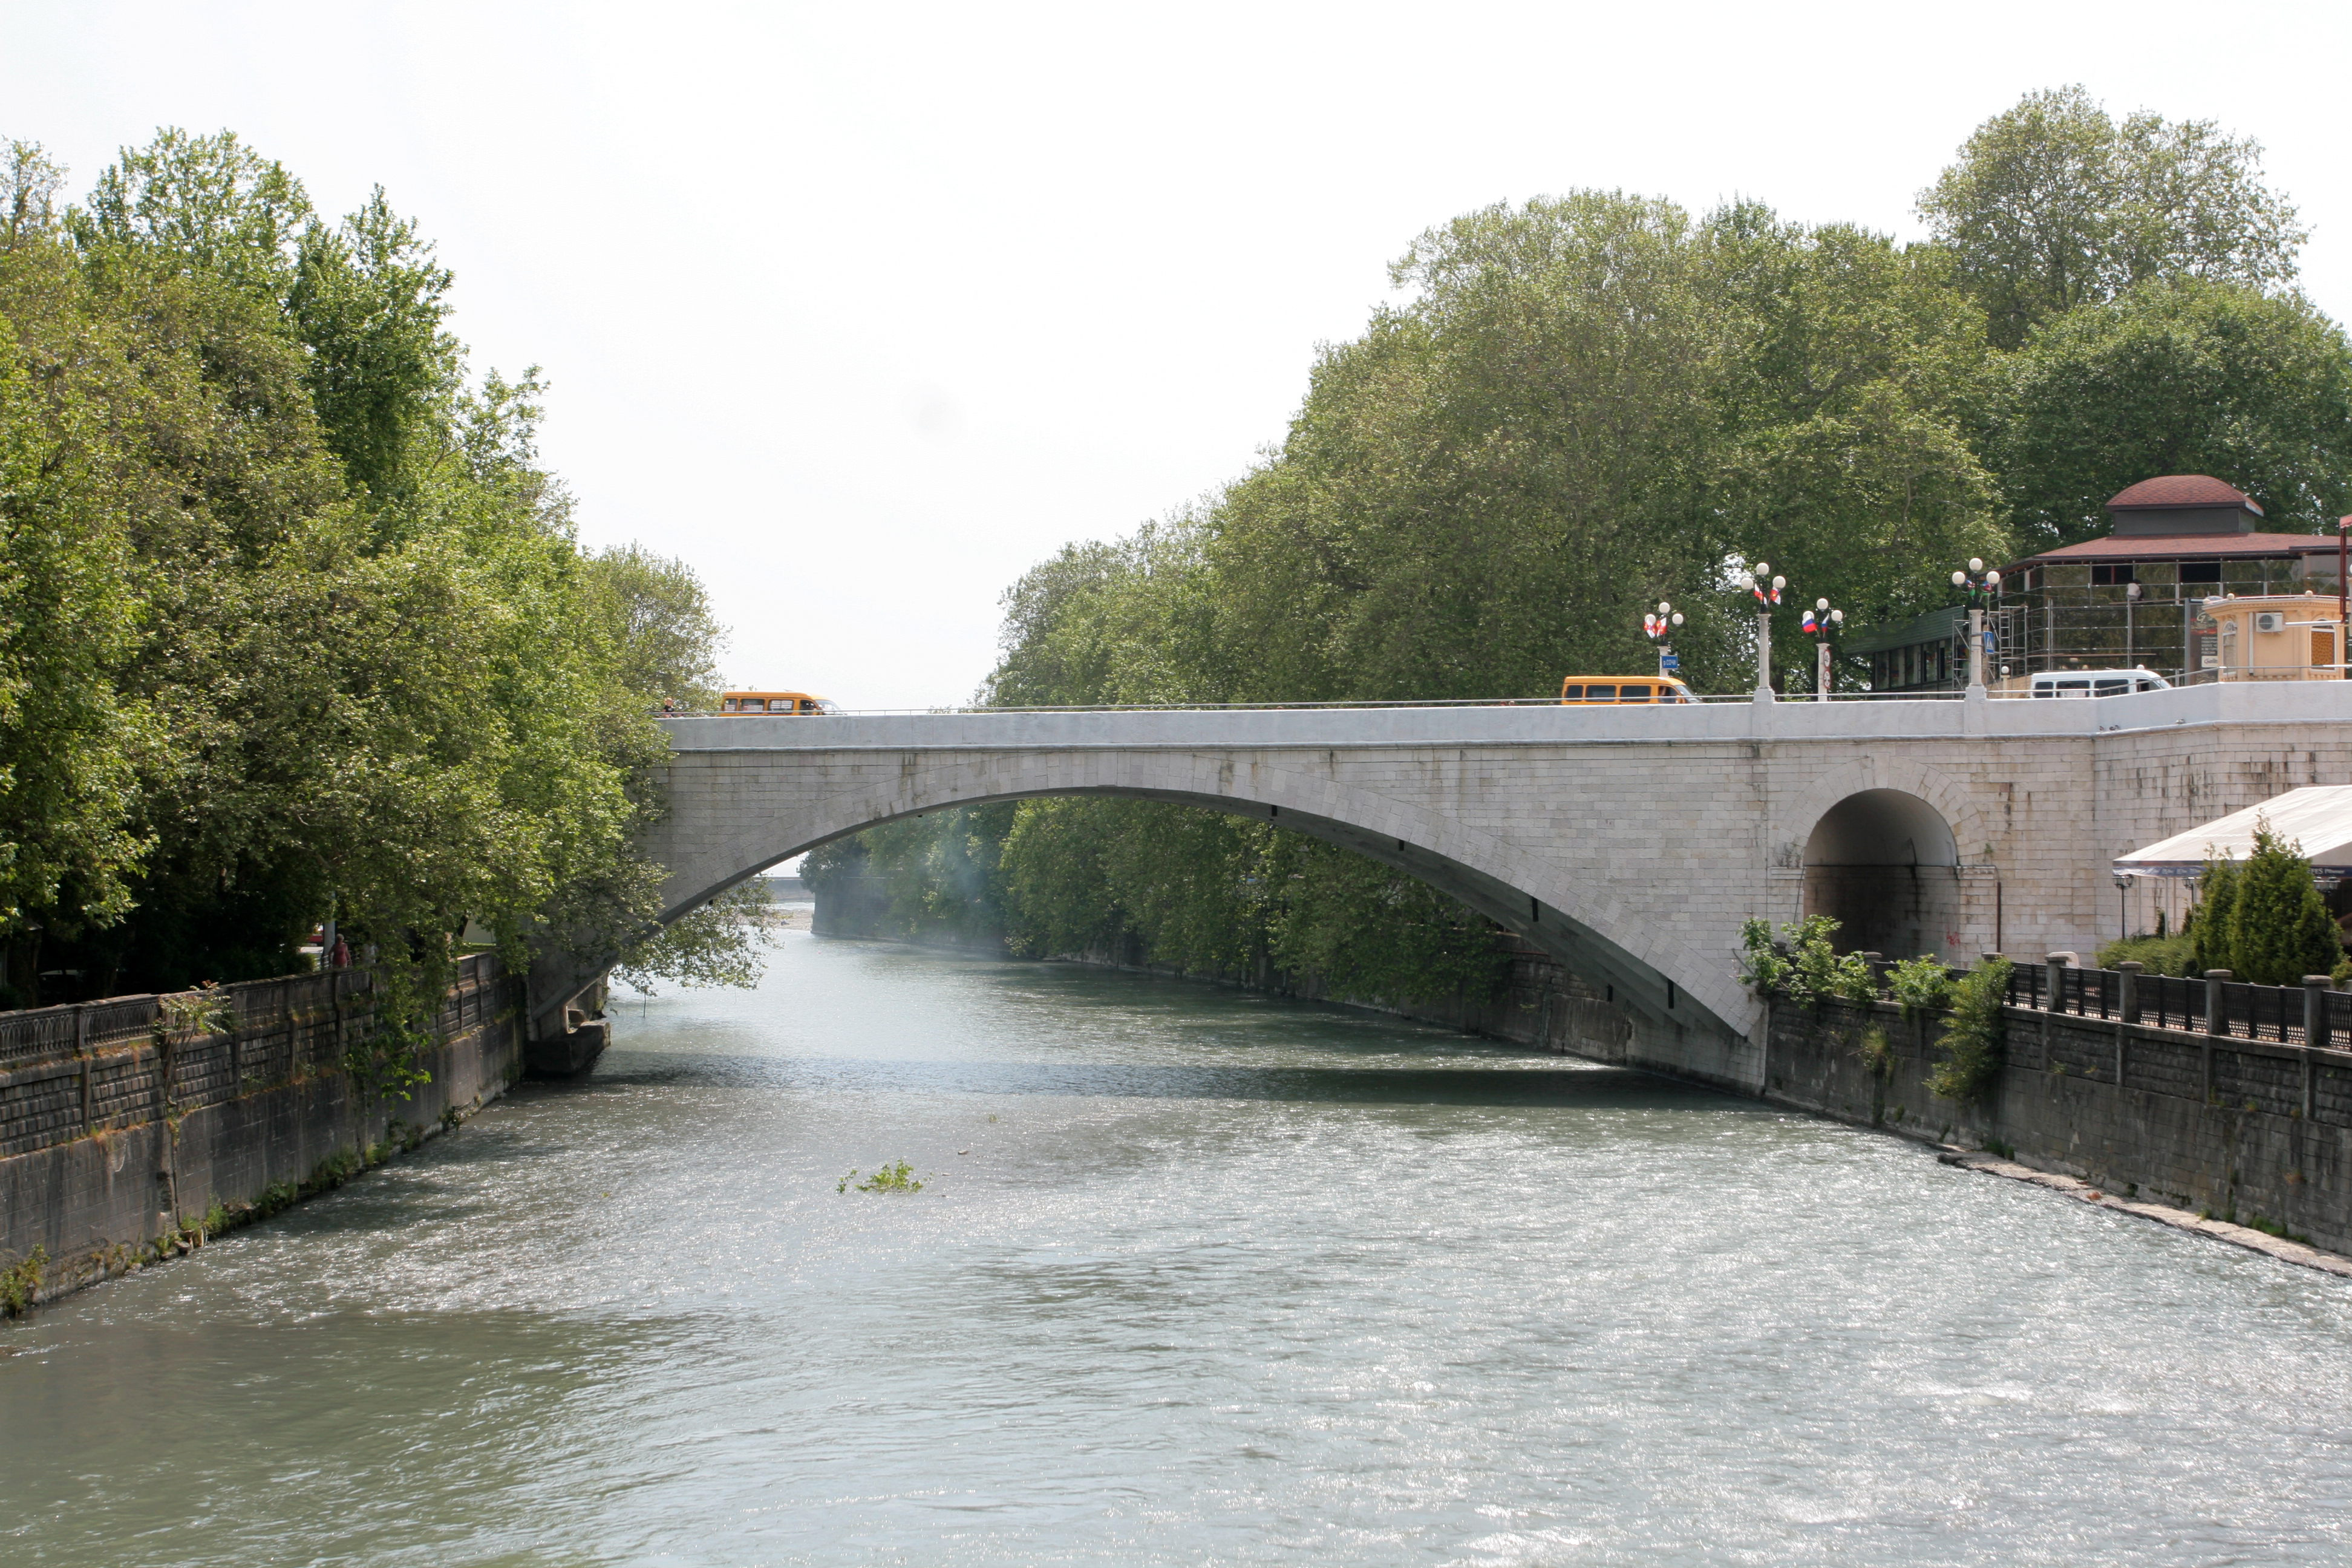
[1737,917,1792,997]
[1886,954,1954,1019]
[1858,1025,1896,1079]
[1930,956,2011,1104]
[1739,915,1874,1006]
[2096,931,2197,976]
[2227,817,2342,985]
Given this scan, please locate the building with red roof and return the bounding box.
[1851,475,2345,691]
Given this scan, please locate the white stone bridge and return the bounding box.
[534,685,2352,1089]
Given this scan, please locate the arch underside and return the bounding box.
[677,783,1739,1042]
[1802,788,1963,959]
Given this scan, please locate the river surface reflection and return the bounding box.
[6,922,2352,1565]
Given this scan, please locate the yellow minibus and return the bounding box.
[1560,676,1697,704]
[719,690,843,715]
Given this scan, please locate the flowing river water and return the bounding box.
[6,917,2352,1566]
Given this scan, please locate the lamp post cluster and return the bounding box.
[1952,558,2001,691]
[1644,601,1684,680]
[1743,564,1785,698]
[1802,599,1843,702]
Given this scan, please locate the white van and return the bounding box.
[2028,668,2172,698]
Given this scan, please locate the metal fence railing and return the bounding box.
[1985,956,2341,1047]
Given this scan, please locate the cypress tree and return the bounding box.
[2227,820,2341,985]
[2192,857,2239,976]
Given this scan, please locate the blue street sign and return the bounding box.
[1659,654,1681,670]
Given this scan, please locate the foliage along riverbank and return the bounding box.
[811,86,2352,1010]
[0,129,756,1027]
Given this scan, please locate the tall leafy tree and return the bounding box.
[0,128,754,1010]
[1919,85,2305,348]
[1991,280,2352,548]
[0,312,148,1003]
[289,188,456,501]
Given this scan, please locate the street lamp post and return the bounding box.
[1745,564,1784,700]
[2339,514,2350,676]
[1644,601,1685,681]
[1802,599,1844,701]
[1952,558,2002,695]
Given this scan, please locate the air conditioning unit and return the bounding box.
[2255,612,2285,633]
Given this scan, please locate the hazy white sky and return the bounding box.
[8,1,2349,708]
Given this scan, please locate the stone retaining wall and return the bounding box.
[1761,993,2352,1254]
[0,956,524,1310]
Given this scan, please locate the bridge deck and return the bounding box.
[660,682,2352,751]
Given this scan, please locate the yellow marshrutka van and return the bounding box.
[720,690,843,715]
[1560,676,1697,704]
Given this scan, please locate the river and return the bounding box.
[4,918,2352,1565]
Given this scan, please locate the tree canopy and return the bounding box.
[0,128,750,1014]
[818,84,2350,1002]
[1919,85,2305,349]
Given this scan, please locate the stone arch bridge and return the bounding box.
[532,685,2352,1088]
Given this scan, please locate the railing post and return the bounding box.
[2115,961,2141,1088]
[76,1002,91,1131]
[2203,969,2231,1103]
[2305,974,2333,1119]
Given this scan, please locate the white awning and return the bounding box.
[2113,785,2352,878]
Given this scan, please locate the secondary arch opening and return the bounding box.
[1802,788,1959,960]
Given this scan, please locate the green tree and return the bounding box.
[1919,85,2304,348]
[288,188,456,500]
[73,127,313,296]
[1991,280,2352,547]
[0,128,756,1011]
[2226,818,2341,985]
[0,319,148,1002]
[2191,855,2239,976]
[581,543,728,711]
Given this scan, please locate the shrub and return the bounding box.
[2096,931,2196,976]
[1858,1025,1896,1079]
[2227,817,2342,985]
[1886,954,1954,1019]
[1739,915,1873,1007]
[1930,956,2011,1104]
[1737,917,1792,998]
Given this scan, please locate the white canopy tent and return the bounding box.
[2114,785,2352,881]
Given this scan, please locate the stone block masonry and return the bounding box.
[0,955,525,1312]
[641,682,2352,1093]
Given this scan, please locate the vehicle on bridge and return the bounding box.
[1560,676,1697,704]
[720,690,843,715]
[2007,668,2174,697]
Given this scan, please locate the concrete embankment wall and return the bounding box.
[0,955,524,1310]
[1762,995,2352,1254]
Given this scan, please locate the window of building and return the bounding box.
[2180,561,2222,584]
[2091,563,2136,586]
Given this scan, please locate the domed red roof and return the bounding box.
[2106,474,2262,515]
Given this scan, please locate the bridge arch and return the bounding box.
[1799,785,1962,961]
[647,745,1753,1056]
